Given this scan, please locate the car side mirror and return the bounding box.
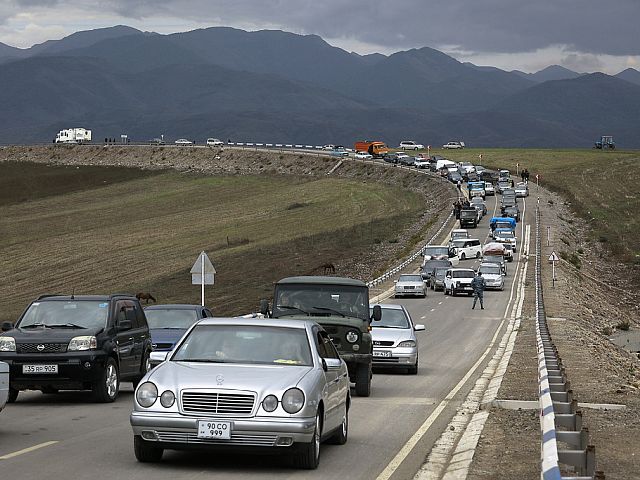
[371,305,382,322]
[118,320,132,331]
[1,321,13,332]
[324,358,342,370]
[414,324,426,331]
[259,299,270,316]
[149,351,168,366]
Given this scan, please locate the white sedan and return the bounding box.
[354,151,373,159]
[442,142,465,149]
[394,274,427,298]
[174,138,193,145]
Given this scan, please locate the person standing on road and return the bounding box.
[471,271,486,310]
[457,180,462,192]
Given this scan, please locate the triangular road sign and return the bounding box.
[191,251,216,285]
[548,251,560,262]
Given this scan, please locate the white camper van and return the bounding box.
[54,128,92,144]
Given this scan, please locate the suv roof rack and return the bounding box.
[36,294,65,301]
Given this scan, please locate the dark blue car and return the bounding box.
[144,304,213,353]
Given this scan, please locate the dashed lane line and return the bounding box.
[0,441,58,460]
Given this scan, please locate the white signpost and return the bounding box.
[548,251,559,287]
[191,251,216,306]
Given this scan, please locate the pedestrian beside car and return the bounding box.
[471,271,486,310]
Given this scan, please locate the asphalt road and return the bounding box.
[0,192,530,480]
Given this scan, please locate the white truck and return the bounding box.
[0,361,8,413]
[54,128,92,144]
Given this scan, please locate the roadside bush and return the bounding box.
[616,320,631,331]
[602,326,613,336]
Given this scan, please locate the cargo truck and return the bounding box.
[354,140,389,158]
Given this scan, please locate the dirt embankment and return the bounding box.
[0,145,457,286]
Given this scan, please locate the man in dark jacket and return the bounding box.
[471,271,486,310]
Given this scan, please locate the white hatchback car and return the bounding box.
[206,138,224,146]
[370,304,425,374]
[174,138,193,145]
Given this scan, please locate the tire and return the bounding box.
[7,387,18,403]
[408,355,418,375]
[355,363,371,397]
[93,357,119,403]
[328,408,349,445]
[131,351,151,389]
[476,251,481,258]
[422,290,427,298]
[460,252,466,260]
[134,435,163,463]
[294,412,321,469]
[451,288,456,296]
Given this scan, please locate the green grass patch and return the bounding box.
[0,164,424,320]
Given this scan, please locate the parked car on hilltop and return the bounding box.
[399,141,424,150]
[442,142,465,149]
[206,138,224,146]
[175,138,193,145]
[130,318,350,469]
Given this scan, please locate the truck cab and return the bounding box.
[262,276,380,397]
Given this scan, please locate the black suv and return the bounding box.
[0,294,152,403]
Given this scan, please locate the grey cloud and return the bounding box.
[561,53,604,73]
[5,0,640,56]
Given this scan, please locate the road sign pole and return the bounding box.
[547,226,550,247]
[552,261,556,288]
[201,252,205,306]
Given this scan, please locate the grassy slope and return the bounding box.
[438,148,640,262]
[0,164,423,321]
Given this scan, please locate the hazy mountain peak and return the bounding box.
[615,67,640,86]
[29,25,143,55]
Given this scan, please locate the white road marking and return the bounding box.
[438,301,443,305]
[421,315,427,319]
[0,441,58,460]
[430,309,435,312]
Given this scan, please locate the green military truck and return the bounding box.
[261,276,380,396]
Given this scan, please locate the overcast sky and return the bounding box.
[1,0,639,73]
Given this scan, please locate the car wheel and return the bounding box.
[355,363,371,397]
[460,253,466,260]
[422,289,427,298]
[7,387,19,403]
[134,435,163,463]
[408,358,418,375]
[132,351,151,389]
[476,251,481,258]
[93,357,119,403]
[451,289,456,296]
[328,407,349,445]
[294,412,321,469]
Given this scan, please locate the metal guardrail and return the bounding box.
[534,202,604,480]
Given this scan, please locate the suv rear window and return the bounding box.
[19,300,109,329]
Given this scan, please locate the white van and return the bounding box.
[436,159,457,171]
[451,238,482,260]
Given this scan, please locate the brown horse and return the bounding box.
[135,292,156,304]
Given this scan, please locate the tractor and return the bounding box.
[594,135,615,149]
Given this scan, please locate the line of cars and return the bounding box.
[0,274,426,470]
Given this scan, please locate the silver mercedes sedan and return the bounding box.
[130,318,350,469]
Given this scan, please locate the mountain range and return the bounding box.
[0,26,639,147]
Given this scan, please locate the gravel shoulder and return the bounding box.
[469,186,640,479]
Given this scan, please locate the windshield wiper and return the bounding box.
[48,323,87,329]
[276,305,310,316]
[20,323,51,329]
[311,306,346,317]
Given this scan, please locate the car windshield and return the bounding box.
[399,275,422,283]
[484,255,503,263]
[479,265,501,275]
[369,308,410,329]
[452,270,475,278]
[498,232,515,238]
[19,300,108,329]
[172,325,313,366]
[145,309,199,329]
[434,268,448,279]
[425,246,449,257]
[273,284,369,321]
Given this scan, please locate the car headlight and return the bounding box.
[68,336,97,351]
[136,382,158,408]
[398,340,416,348]
[282,388,305,414]
[346,331,359,343]
[262,394,278,412]
[160,390,175,408]
[0,336,16,352]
